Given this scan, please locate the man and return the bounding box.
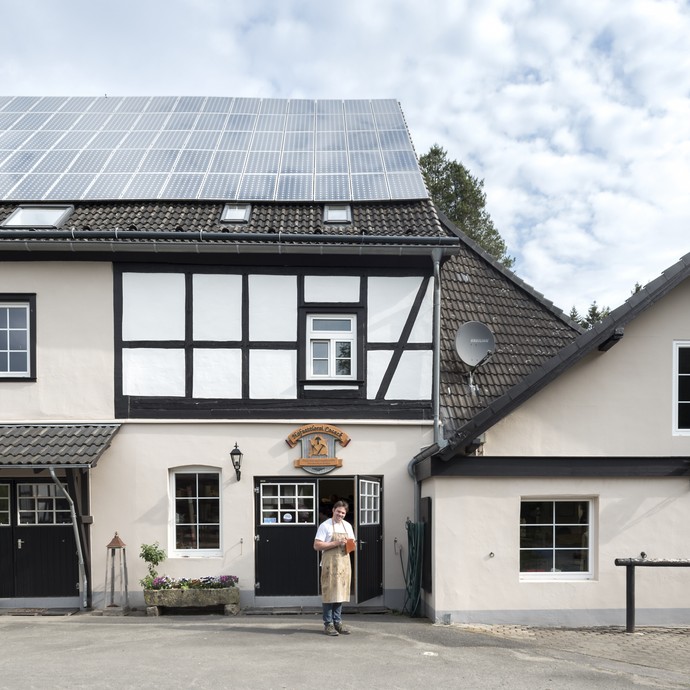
[313,500,356,636]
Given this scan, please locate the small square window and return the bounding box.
[306,314,356,380]
[520,499,592,580]
[2,205,73,228]
[221,203,252,223]
[324,204,351,223]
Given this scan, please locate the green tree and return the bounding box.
[570,301,610,329]
[419,144,514,268]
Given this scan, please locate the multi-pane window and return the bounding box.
[520,500,591,579]
[260,482,315,525]
[0,301,31,378]
[173,472,221,551]
[675,343,690,431]
[0,484,9,525]
[307,315,355,379]
[359,479,380,525]
[17,484,72,525]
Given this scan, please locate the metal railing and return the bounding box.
[614,557,690,632]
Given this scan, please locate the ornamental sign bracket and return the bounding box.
[286,424,351,475]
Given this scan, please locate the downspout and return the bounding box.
[49,468,87,610]
[407,248,446,522]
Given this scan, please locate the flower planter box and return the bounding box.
[144,587,240,616]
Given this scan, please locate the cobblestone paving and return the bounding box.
[459,624,690,676]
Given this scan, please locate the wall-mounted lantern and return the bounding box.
[230,443,243,481]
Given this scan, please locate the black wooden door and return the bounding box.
[356,476,383,602]
[255,479,319,597]
[0,480,78,598]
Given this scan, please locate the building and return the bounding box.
[420,252,690,626]
[0,95,580,615]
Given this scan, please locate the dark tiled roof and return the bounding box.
[0,424,120,466]
[438,213,582,442]
[0,200,449,242]
[439,247,690,457]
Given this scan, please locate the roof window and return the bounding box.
[324,204,352,224]
[221,203,252,223]
[2,205,74,228]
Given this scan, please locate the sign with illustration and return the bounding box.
[286,424,351,475]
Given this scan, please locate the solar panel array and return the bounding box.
[0,96,428,202]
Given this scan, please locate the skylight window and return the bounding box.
[324,205,352,224]
[221,203,252,223]
[2,205,74,228]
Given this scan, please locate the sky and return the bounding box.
[2,0,690,315]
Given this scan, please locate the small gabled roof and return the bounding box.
[438,249,690,459]
[437,210,583,451]
[0,424,120,468]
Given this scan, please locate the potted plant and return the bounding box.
[139,543,239,615]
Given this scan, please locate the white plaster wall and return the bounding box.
[193,274,242,341]
[249,349,297,398]
[386,350,433,400]
[368,276,424,342]
[484,279,690,457]
[425,476,690,626]
[90,421,432,609]
[0,262,114,420]
[304,275,360,303]
[249,275,297,342]
[122,272,185,341]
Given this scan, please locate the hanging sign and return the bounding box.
[286,424,350,475]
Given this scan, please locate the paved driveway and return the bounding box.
[1,612,689,689]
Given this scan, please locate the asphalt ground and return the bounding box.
[0,611,689,689]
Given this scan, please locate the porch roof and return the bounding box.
[0,424,120,468]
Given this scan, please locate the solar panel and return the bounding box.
[0,97,428,201]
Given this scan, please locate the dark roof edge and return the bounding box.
[440,250,690,459]
[417,455,690,480]
[435,208,582,332]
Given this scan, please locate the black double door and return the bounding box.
[0,480,79,598]
[254,476,383,602]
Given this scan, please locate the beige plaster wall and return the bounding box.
[0,261,114,420]
[90,421,431,608]
[485,278,690,457]
[425,476,690,625]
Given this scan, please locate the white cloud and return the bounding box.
[1,0,690,314]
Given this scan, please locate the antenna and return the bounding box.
[454,321,495,390]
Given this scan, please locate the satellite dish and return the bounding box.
[455,321,495,369]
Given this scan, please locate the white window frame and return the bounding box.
[519,498,594,581]
[259,482,316,526]
[2,205,73,228]
[323,204,351,223]
[220,203,251,223]
[359,479,380,526]
[306,314,356,380]
[170,468,222,557]
[0,300,32,379]
[17,483,72,525]
[673,341,690,434]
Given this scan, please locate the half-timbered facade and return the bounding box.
[0,95,581,616]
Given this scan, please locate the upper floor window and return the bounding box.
[172,470,221,554]
[674,342,690,433]
[307,315,355,380]
[520,499,592,580]
[2,205,73,228]
[0,295,36,380]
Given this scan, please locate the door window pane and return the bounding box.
[260,482,315,525]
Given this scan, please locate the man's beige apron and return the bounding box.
[321,524,351,603]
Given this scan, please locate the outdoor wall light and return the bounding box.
[230,443,243,481]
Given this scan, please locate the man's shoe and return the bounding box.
[334,623,350,635]
[324,623,339,636]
